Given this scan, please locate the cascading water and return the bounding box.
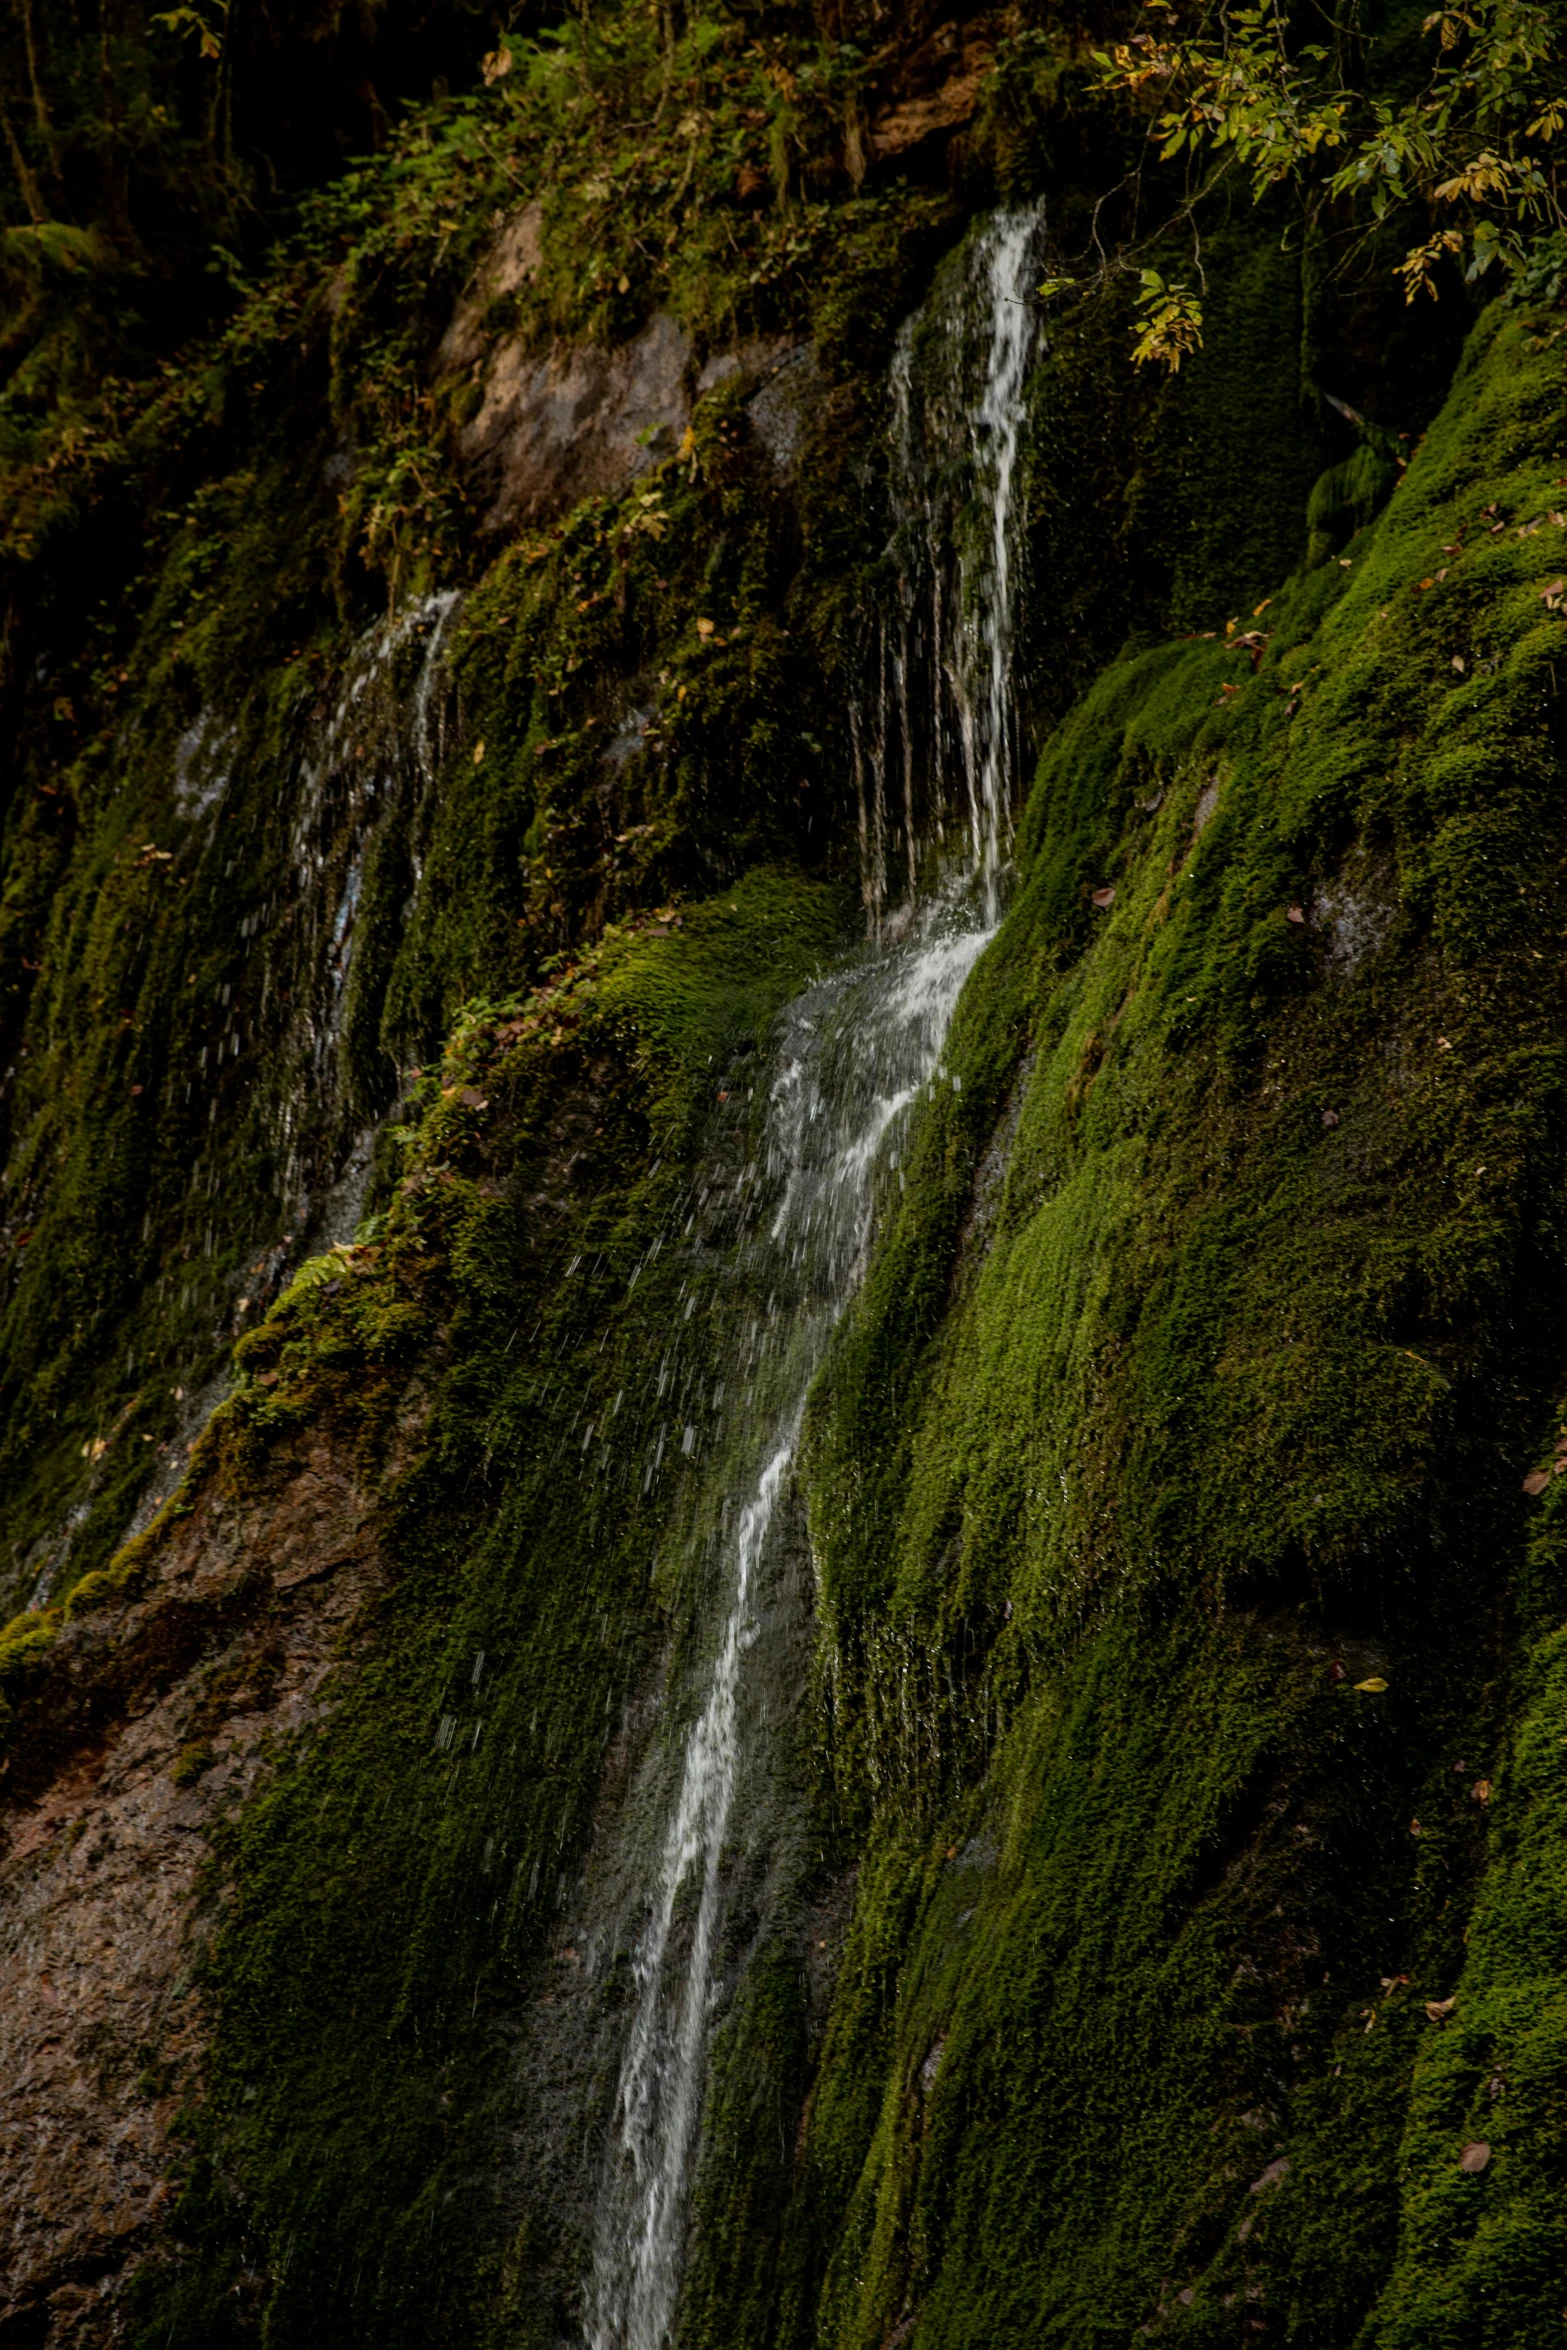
[855,205,1042,936]
[71,592,462,1588]
[20,591,462,1610]
[276,586,461,1249]
[585,204,1043,2350]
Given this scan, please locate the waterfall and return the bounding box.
[272,587,460,1251]
[857,205,1042,935]
[584,206,1042,2350]
[23,591,462,1607]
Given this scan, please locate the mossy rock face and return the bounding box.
[733,304,1567,2349]
[0,0,1417,1634]
[7,3,1567,2347]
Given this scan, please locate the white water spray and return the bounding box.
[863,205,1043,932]
[968,209,1039,922]
[273,588,460,1241]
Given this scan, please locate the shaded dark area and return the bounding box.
[0,0,519,262]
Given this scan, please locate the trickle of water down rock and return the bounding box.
[586,203,1045,2350]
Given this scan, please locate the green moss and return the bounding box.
[0,1604,57,1682]
[785,1622,1405,2349]
[1363,1609,1567,2347]
[740,303,1567,2347]
[678,1939,812,2349]
[173,1737,217,1787]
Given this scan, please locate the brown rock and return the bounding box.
[438,200,545,374]
[458,311,692,536]
[866,19,994,164]
[0,1405,416,2345]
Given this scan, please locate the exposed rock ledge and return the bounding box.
[457,309,694,536]
[449,256,818,531]
[0,1423,410,2348]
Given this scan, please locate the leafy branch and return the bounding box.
[1095,0,1565,306]
[149,3,228,64]
[1129,265,1206,366]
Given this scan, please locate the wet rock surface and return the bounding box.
[458,310,693,535]
[865,17,995,165]
[744,348,822,478]
[439,200,546,376]
[0,1437,399,2346]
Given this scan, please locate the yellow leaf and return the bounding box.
[1354,1676,1389,1692]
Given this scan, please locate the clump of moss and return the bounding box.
[173,1738,216,1788]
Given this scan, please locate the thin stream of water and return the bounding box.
[23,592,461,1612]
[857,206,1043,936]
[585,205,1043,2350]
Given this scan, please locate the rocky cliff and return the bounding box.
[3,3,1566,2347]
